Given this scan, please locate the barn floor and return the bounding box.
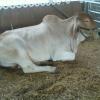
[0,39,100,100]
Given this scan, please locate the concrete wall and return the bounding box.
[0,1,82,33]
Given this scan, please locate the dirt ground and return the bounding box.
[0,39,100,100]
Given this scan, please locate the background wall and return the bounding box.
[0,1,82,33]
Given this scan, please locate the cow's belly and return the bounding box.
[31,52,50,61]
[29,46,51,62]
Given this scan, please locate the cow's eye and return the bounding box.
[83,20,89,22]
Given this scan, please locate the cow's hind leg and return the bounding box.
[20,62,56,73]
[17,55,56,73]
[0,38,56,73]
[0,48,56,73]
[15,46,56,73]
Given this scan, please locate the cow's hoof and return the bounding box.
[50,67,60,74]
[47,66,56,73]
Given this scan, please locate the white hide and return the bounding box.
[0,15,85,73]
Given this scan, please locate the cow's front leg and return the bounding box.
[52,51,75,61]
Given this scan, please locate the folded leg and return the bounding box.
[52,51,75,61]
[0,36,56,73]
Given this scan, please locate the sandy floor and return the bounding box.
[0,39,100,100]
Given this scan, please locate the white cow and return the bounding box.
[0,13,96,73]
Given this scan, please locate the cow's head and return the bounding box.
[78,12,96,30]
[68,12,96,38]
[67,12,96,53]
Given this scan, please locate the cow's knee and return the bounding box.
[53,51,75,61]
